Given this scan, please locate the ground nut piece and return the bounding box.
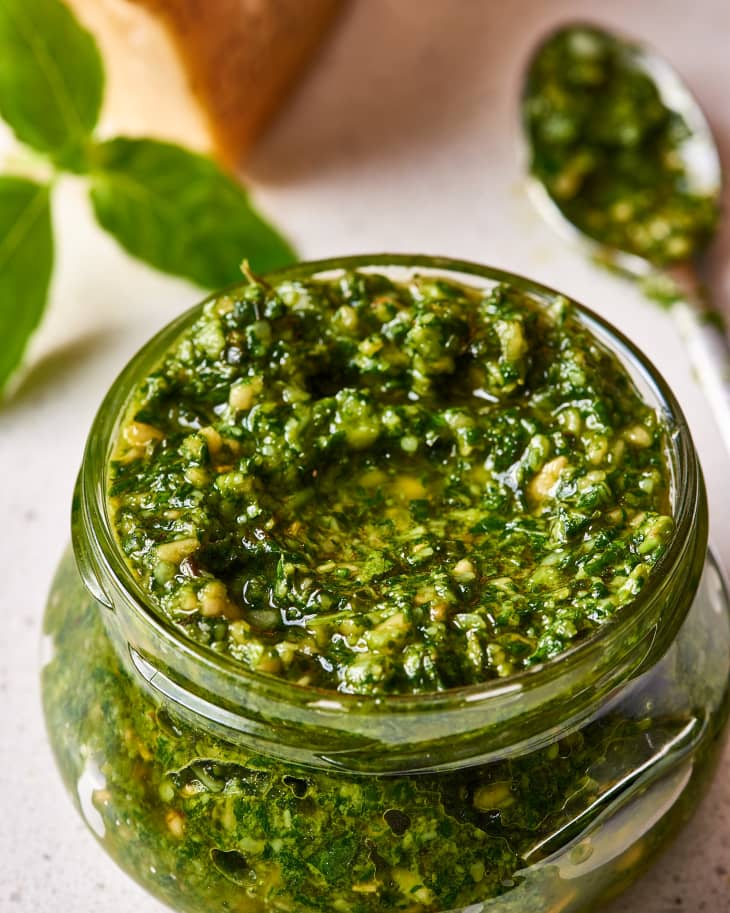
[528,456,569,504]
[359,469,387,488]
[156,538,199,564]
[558,406,582,435]
[335,304,359,332]
[496,318,527,363]
[429,601,450,622]
[624,425,653,447]
[452,559,476,583]
[585,434,608,465]
[199,426,223,456]
[199,580,233,617]
[184,467,209,488]
[123,421,163,447]
[229,376,263,411]
[255,651,283,674]
[393,475,427,500]
[367,612,408,651]
[214,295,235,316]
[351,881,381,894]
[636,515,673,554]
[392,868,434,906]
[473,781,513,811]
[611,438,626,465]
[165,809,185,838]
[359,335,383,357]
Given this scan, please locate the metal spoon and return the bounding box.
[522,23,730,454]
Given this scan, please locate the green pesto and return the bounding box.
[109,270,673,695]
[42,549,727,913]
[524,25,719,266]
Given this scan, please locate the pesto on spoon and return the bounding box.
[522,23,730,454]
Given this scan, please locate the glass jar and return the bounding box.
[42,255,730,913]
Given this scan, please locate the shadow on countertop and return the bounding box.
[2,329,121,417]
[247,0,730,324]
[246,1,518,183]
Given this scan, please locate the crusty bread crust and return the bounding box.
[130,0,344,164]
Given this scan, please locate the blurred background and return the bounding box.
[1,1,729,911]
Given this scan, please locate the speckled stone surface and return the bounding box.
[2,1,730,911]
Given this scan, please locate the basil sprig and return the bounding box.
[0,177,53,392]
[90,139,294,289]
[0,0,103,167]
[0,0,295,396]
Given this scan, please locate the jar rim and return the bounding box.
[75,254,707,767]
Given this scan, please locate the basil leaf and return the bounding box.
[0,177,54,394]
[0,0,103,164]
[89,138,295,287]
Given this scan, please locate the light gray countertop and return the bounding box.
[1,1,729,911]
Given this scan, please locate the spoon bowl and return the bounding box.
[522,22,722,277]
[522,22,730,455]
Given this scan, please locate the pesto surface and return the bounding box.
[524,25,719,266]
[109,271,673,694]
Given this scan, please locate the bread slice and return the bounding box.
[67,0,343,164]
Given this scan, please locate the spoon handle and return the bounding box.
[668,264,730,455]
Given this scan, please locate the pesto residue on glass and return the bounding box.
[45,556,718,913]
[109,270,673,694]
[523,25,719,266]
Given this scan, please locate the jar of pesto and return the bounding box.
[43,255,730,913]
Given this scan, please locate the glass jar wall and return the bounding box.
[42,256,730,913]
